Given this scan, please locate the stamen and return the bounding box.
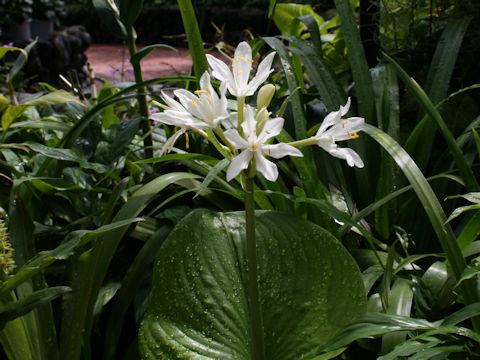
[236,56,246,61]
[237,70,243,76]
[194,90,207,94]
[191,97,199,108]
[248,58,254,63]
[184,131,190,149]
[342,121,347,128]
[348,131,359,139]
[249,67,253,71]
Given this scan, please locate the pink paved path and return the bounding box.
[85,44,193,84]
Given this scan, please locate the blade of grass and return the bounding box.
[405,16,473,172]
[385,54,479,192]
[177,0,208,81]
[333,0,375,122]
[103,225,171,360]
[364,124,479,312]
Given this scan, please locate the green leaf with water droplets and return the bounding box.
[139,210,366,359]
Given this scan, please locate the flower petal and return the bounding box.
[262,143,303,159]
[226,150,252,181]
[206,54,235,88]
[258,117,284,142]
[340,97,351,116]
[224,129,248,149]
[247,52,275,96]
[254,151,278,181]
[325,146,364,168]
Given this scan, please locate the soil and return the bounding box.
[84,44,193,85]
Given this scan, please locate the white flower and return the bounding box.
[224,106,303,181]
[313,98,365,168]
[150,71,228,130]
[150,71,229,154]
[206,41,276,98]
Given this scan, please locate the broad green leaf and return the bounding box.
[130,44,178,65]
[273,3,324,36]
[21,90,84,107]
[139,210,366,359]
[17,141,110,173]
[0,46,27,60]
[0,287,71,329]
[1,105,27,132]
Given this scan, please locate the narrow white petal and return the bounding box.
[240,105,257,139]
[258,117,284,142]
[317,109,341,134]
[340,97,351,116]
[254,151,278,181]
[161,91,186,112]
[226,150,252,181]
[224,129,249,149]
[206,54,235,86]
[325,147,364,168]
[247,52,275,95]
[262,143,303,159]
[174,89,202,118]
[159,128,185,156]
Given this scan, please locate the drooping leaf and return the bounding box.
[139,210,366,359]
[21,90,85,107]
[0,287,71,329]
[130,44,178,65]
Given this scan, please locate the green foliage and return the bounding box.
[140,210,366,359]
[0,0,479,359]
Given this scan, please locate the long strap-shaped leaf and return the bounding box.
[59,173,200,360]
[364,124,478,307]
[333,0,375,123]
[177,0,208,81]
[405,16,472,172]
[385,54,479,192]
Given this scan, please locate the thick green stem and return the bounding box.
[245,176,265,360]
[126,26,153,159]
[237,96,245,135]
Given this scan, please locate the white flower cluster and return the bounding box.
[150,41,364,182]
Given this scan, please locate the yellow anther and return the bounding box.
[342,121,347,128]
[236,56,246,61]
[237,69,243,76]
[248,58,254,63]
[348,131,359,139]
[249,67,253,71]
[191,97,199,108]
[194,90,207,94]
[184,131,190,149]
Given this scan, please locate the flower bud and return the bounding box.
[256,84,275,110]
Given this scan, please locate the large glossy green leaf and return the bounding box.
[139,210,366,359]
[273,3,324,36]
